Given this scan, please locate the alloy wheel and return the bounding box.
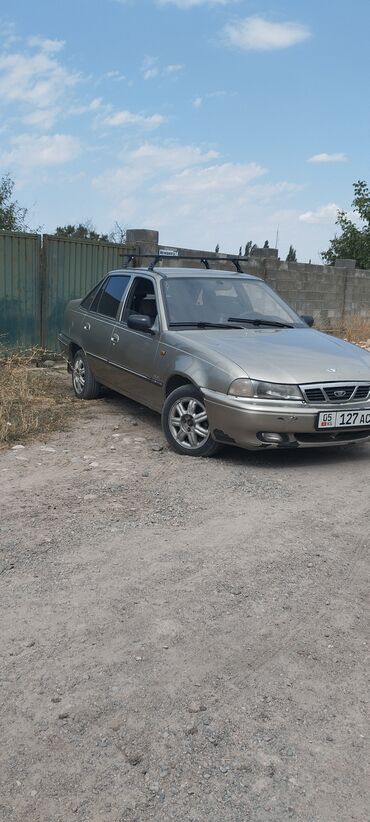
[73,356,86,395]
[168,396,210,450]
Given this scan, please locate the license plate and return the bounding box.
[317,409,370,429]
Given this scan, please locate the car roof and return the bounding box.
[108,266,260,281]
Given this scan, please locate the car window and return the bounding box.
[121,276,158,328]
[162,277,303,326]
[81,280,105,310]
[246,285,288,320]
[92,275,130,319]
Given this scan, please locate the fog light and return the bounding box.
[258,432,284,444]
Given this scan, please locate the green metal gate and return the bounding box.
[42,235,134,350]
[0,230,135,351]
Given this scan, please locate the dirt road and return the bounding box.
[1,382,369,822]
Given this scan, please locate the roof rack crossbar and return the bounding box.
[120,253,136,268]
[119,253,249,272]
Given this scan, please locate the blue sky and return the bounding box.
[0,0,369,261]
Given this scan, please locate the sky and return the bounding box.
[0,0,369,261]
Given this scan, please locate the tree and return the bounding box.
[0,174,30,231]
[286,245,297,262]
[322,180,370,269]
[238,246,242,256]
[244,241,253,257]
[109,222,127,244]
[55,220,109,241]
[263,240,269,249]
[215,243,220,253]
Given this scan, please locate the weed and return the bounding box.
[0,348,74,446]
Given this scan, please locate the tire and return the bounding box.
[72,349,101,400]
[162,385,222,457]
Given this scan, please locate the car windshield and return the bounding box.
[162,277,305,328]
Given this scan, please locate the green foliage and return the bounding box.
[215,243,220,253]
[0,174,30,231]
[286,245,297,262]
[55,221,109,241]
[55,219,127,243]
[244,241,253,257]
[322,180,370,269]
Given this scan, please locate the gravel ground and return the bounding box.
[0,377,369,822]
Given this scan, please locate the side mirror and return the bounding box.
[127,313,154,333]
[301,314,314,327]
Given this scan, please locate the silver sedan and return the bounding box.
[59,266,370,457]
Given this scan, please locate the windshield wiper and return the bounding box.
[168,322,243,330]
[228,317,294,329]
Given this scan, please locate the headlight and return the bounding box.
[228,379,302,401]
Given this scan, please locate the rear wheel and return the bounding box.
[162,385,222,457]
[72,349,100,400]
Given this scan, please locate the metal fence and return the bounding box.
[0,230,134,351]
[0,230,41,349]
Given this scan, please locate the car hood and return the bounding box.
[176,327,370,384]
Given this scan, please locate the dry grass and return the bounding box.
[319,313,370,346]
[0,348,74,446]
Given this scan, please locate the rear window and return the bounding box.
[80,281,104,310]
[92,275,130,319]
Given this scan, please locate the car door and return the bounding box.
[81,274,131,385]
[107,275,163,409]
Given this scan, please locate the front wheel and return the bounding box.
[72,349,101,399]
[162,386,222,457]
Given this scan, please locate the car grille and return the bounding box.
[301,383,370,404]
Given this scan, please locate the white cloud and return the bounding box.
[308,152,348,163]
[103,110,165,128]
[299,203,339,224]
[0,42,80,127]
[141,54,184,80]
[104,69,126,82]
[193,90,229,108]
[141,55,159,80]
[91,135,307,259]
[93,140,221,197]
[28,36,65,54]
[224,16,311,50]
[162,161,265,193]
[0,20,19,48]
[165,63,183,75]
[128,142,219,170]
[1,133,81,168]
[70,97,103,115]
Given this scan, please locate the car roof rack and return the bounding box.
[119,252,247,273]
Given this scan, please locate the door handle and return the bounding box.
[111,333,120,343]
[83,322,91,331]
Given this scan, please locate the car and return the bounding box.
[59,263,370,457]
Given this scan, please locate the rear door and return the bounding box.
[81,274,131,384]
[107,275,163,409]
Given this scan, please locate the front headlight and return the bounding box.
[228,379,302,401]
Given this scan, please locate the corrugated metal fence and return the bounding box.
[0,230,135,350]
[0,231,41,348]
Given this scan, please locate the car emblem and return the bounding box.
[334,390,346,398]
[327,368,337,373]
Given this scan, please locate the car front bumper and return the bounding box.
[202,388,370,449]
